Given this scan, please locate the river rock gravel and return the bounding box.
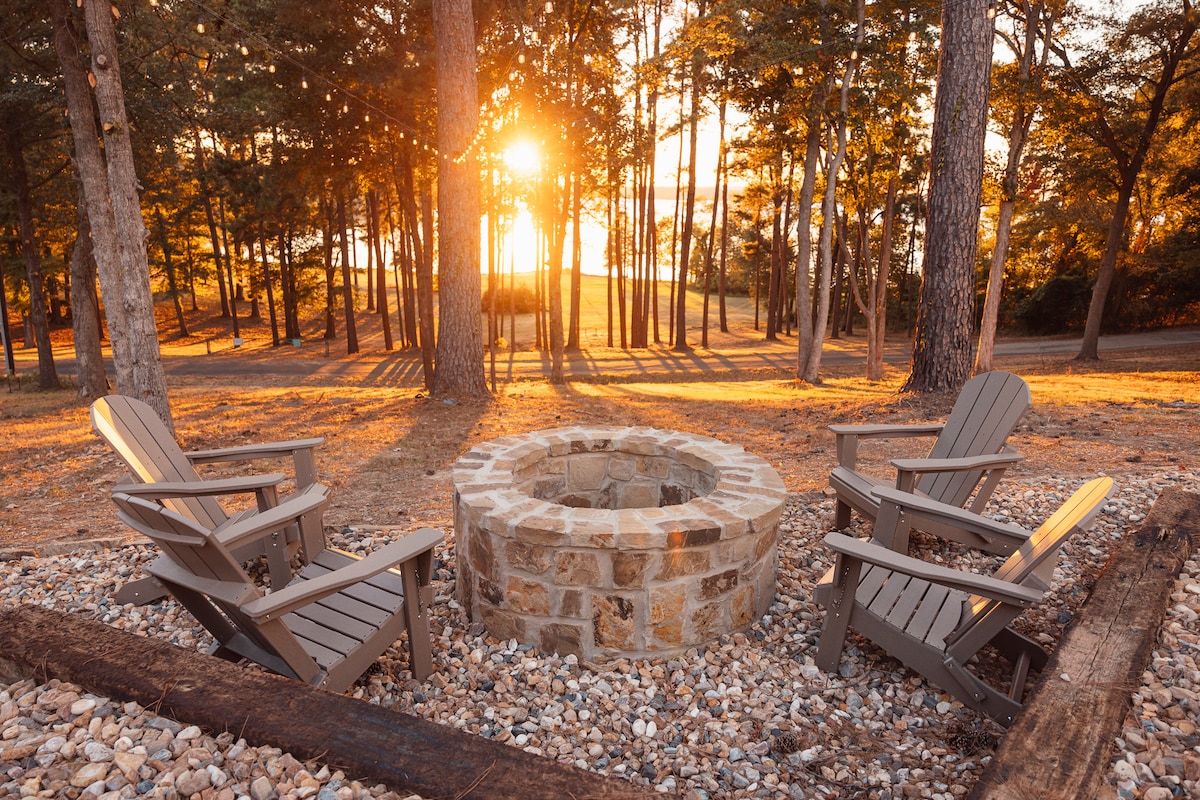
[1,469,1197,799]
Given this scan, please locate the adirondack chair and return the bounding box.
[829,370,1031,552]
[814,475,1115,727]
[109,488,441,688]
[91,395,326,603]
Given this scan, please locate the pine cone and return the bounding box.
[772,730,802,755]
[946,719,997,754]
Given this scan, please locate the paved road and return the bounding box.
[12,328,1199,387]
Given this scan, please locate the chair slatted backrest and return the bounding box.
[110,492,290,661]
[919,371,1032,507]
[92,396,228,529]
[946,476,1115,659]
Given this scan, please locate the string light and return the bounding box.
[987,0,996,18]
[156,0,449,157]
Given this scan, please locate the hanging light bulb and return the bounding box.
[545,1,553,12]
[364,113,370,122]
[909,29,918,41]
[268,63,276,73]
[301,77,308,89]
[987,0,997,18]
[196,21,205,34]
[342,103,349,113]
[850,48,858,60]
[239,44,249,56]
[518,53,526,64]
[325,92,332,102]
[149,0,159,7]
[384,123,389,131]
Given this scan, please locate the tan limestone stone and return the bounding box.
[555,551,604,587]
[593,594,637,650]
[506,576,551,615]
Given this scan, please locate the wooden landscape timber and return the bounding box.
[968,486,1200,800]
[0,606,656,800]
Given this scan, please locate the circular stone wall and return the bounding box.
[451,426,787,661]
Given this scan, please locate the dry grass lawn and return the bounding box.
[2,311,1198,556]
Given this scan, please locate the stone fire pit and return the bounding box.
[451,426,787,661]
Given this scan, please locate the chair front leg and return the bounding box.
[816,553,862,672]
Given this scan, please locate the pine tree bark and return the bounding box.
[430,0,487,397]
[81,0,171,429]
[69,189,108,399]
[904,0,995,394]
[51,0,132,394]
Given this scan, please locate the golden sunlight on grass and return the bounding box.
[566,377,905,405]
[1026,371,1200,406]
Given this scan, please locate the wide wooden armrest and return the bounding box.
[829,423,944,468]
[243,528,444,621]
[186,438,324,488]
[871,485,1033,550]
[185,438,324,465]
[891,451,1024,475]
[822,532,1043,606]
[828,422,944,439]
[112,474,288,500]
[209,484,330,552]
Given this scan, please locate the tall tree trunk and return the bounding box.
[218,197,239,339]
[794,124,821,374]
[69,190,108,398]
[418,182,436,388]
[369,189,393,352]
[321,194,337,340]
[430,0,487,397]
[154,209,188,337]
[802,71,857,382]
[5,131,59,389]
[903,0,995,394]
[337,189,359,355]
[1074,6,1196,360]
[672,6,705,353]
[81,0,170,426]
[975,0,1050,375]
[257,222,280,347]
[52,0,132,393]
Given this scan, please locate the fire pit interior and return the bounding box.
[452,426,787,661]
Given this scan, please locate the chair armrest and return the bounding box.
[208,484,330,553]
[871,485,1033,551]
[828,423,945,438]
[891,451,1024,475]
[822,532,1043,606]
[243,528,444,621]
[186,438,324,488]
[891,451,1024,494]
[113,474,288,499]
[829,423,944,468]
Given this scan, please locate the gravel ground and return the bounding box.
[2,469,1198,800]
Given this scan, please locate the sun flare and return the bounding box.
[503,139,541,178]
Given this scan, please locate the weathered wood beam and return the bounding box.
[968,486,1199,800]
[0,605,655,800]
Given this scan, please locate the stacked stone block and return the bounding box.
[452,426,787,661]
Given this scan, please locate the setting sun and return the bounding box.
[503,139,541,177]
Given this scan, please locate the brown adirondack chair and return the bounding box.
[91,395,325,603]
[814,476,1115,727]
[110,488,441,688]
[829,370,1031,552]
